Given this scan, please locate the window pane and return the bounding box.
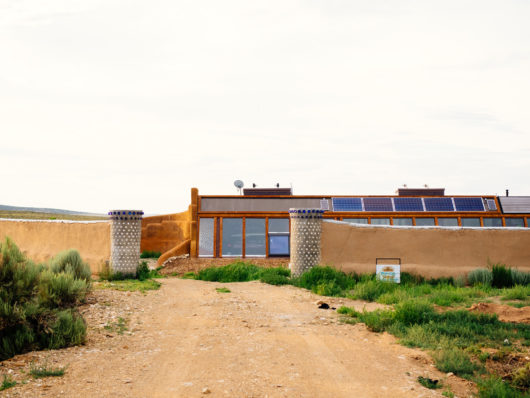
[268,218,289,233]
[483,218,503,227]
[199,218,214,257]
[371,218,390,225]
[506,218,524,227]
[269,235,290,256]
[462,218,480,227]
[393,218,412,226]
[415,218,435,226]
[438,218,458,227]
[245,218,266,256]
[343,218,368,224]
[222,218,242,256]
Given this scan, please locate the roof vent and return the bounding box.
[243,187,292,196]
[398,188,445,197]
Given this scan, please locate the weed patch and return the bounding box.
[0,375,17,391]
[216,287,231,293]
[502,285,530,301]
[492,264,515,289]
[140,251,161,259]
[30,362,66,378]
[477,377,521,398]
[433,347,481,377]
[96,279,161,293]
[104,317,128,335]
[417,376,441,389]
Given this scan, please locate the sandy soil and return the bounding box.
[0,279,474,398]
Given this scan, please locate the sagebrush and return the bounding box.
[0,238,89,360]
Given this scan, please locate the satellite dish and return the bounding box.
[234,180,244,195]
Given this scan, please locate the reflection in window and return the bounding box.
[245,218,266,257]
[269,235,290,256]
[506,218,524,227]
[343,218,368,224]
[268,218,289,233]
[438,218,458,227]
[415,218,435,226]
[483,218,503,227]
[371,218,390,225]
[222,218,242,256]
[393,218,412,226]
[199,218,214,257]
[462,218,480,227]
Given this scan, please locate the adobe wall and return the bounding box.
[141,208,191,254]
[321,221,530,278]
[0,219,110,273]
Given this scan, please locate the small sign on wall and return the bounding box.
[376,258,401,283]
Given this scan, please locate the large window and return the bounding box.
[483,218,503,227]
[371,218,390,225]
[343,218,368,224]
[268,218,289,256]
[438,218,458,227]
[415,218,435,226]
[462,218,480,227]
[393,218,412,226]
[506,218,524,227]
[199,218,214,257]
[269,218,289,233]
[245,218,266,257]
[222,218,242,256]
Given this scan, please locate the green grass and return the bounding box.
[216,287,231,293]
[97,261,164,292]
[502,285,530,301]
[96,279,161,293]
[0,375,17,391]
[339,300,530,389]
[29,362,66,378]
[193,261,291,284]
[140,251,161,259]
[417,376,442,389]
[432,347,482,377]
[104,317,128,335]
[477,377,522,398]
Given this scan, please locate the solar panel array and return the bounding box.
[454,197,485,212]
[394,197,424,212]
[331,197,363,212]
[363,197,393,212]
[424,198,455,212]
[332,197,490,212]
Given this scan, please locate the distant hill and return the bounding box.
[0,205,107,221]
[0,204,104,216]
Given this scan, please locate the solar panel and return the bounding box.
[332,197,363,212]
[424,197,454,212]
[393,197,424,212]
[454,197,485,212]
[363,197,393,212]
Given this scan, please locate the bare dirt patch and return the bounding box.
[1,279,474,397]
[469,302,530,324]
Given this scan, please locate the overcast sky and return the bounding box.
[1,0,529,214]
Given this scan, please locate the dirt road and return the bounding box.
[1,279,473,397]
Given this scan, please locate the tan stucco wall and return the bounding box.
[0,219,110,274]
[321,221,530,278]
[141,208,191,254]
